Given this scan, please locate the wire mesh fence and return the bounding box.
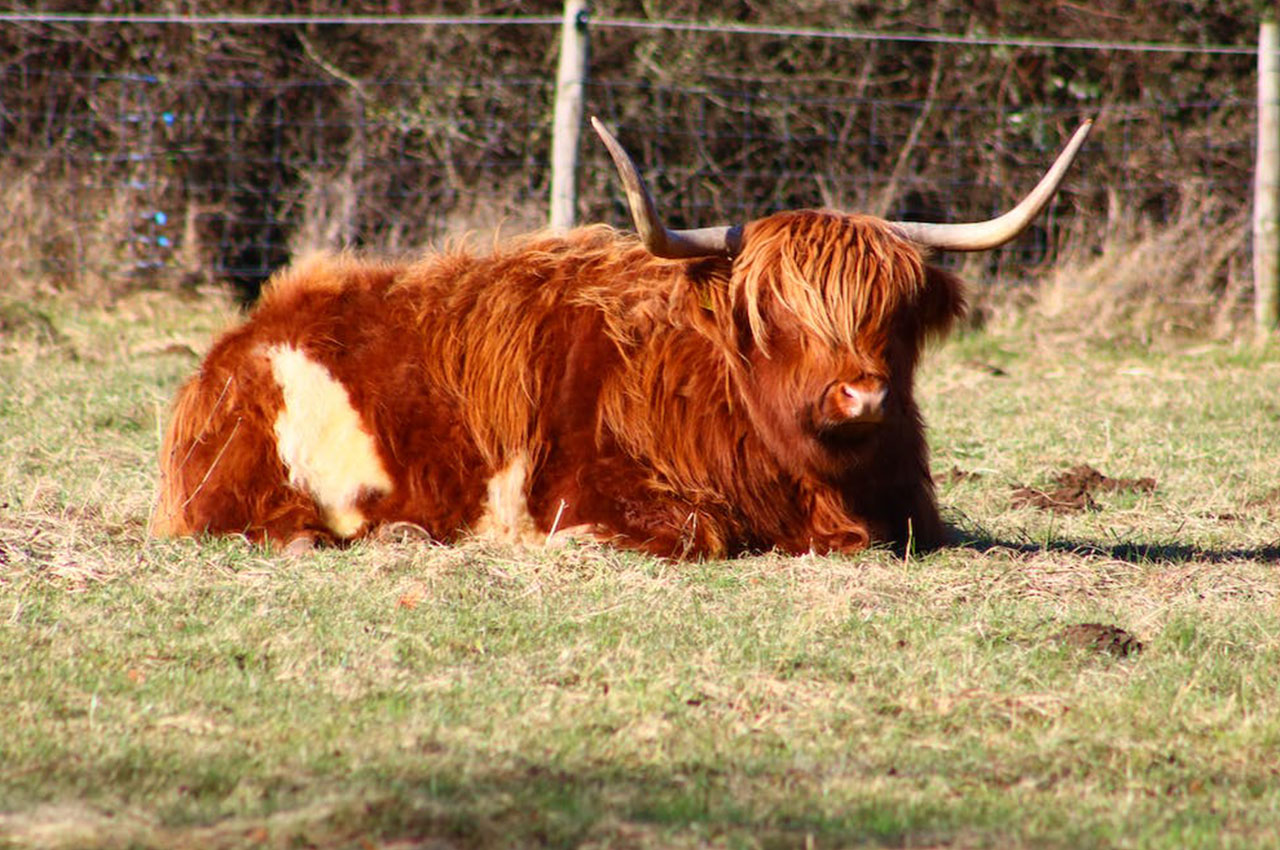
[0,13,1258,300]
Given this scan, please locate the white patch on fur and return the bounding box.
[268,344,392,537]
[472,455,598,547]
[472,454,541,544]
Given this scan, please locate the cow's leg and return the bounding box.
[529,454,737,558]
[893,477,949,551]
[840,472,948,553]
[780,482,873,555]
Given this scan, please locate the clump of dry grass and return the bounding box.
[0,167,217,306]
[976,184,1251,343]
[0,168,130,303]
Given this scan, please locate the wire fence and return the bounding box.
[0,13,1259,299]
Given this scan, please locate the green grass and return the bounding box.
[2,290,1279,848]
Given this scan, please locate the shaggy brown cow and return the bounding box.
[153,118,1090,558]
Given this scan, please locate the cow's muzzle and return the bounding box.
[821,380,887,427]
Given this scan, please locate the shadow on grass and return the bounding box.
[955,530,1280,565]
[16,758,998,849]
[337,759,994,849]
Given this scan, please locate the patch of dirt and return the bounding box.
[1011,464,1157,514]
[1246,487,1280,513]
[1055,464,1156,495]
[963,358,1009,377]
[1049,623,1144,657]
[1010,485,1097,513]
[944,466,983,484]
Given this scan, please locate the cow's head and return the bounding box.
[592,117,1090,479]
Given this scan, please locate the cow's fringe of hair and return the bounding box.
[732,211,928,355]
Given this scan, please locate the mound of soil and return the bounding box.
[1050,623,1144,657]
[1246,487,1280,513]
[1056,464,1156,495]
[1010,484,1097,513]
[943,466,983,484]
[1011,464,1157,514]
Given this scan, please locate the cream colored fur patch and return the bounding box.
[472,454,597,547]
[472,454,542,544]
[268,344,392,536]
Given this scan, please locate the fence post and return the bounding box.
[1255,14,1280,332]
[549,0,590,231]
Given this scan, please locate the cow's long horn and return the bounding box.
[891,119,1093,252]
[592,116,743,259]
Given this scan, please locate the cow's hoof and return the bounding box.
[283,533,316,557]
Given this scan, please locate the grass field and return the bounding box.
[2,287,1279,849]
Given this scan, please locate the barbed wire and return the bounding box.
[597,18,1258,55]
[0,10,1259,56]
[0,12,560,27]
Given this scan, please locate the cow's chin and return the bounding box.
[800,423,884,484]
[815,419,883,448]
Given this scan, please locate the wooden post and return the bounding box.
[1255,15,1280,332]
[549,0,590,231]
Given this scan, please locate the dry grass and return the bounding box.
[0,166,219,305]
[971,184,1253,345]
[1,169,134,302]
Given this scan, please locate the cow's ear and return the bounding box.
[920,265,967,339]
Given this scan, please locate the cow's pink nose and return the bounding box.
[832,381,886,424]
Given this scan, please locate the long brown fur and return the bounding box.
[154,211,964,558]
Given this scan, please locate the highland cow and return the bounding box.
[153,117,1090,558]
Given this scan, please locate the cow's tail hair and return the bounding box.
[149,374,232,537]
